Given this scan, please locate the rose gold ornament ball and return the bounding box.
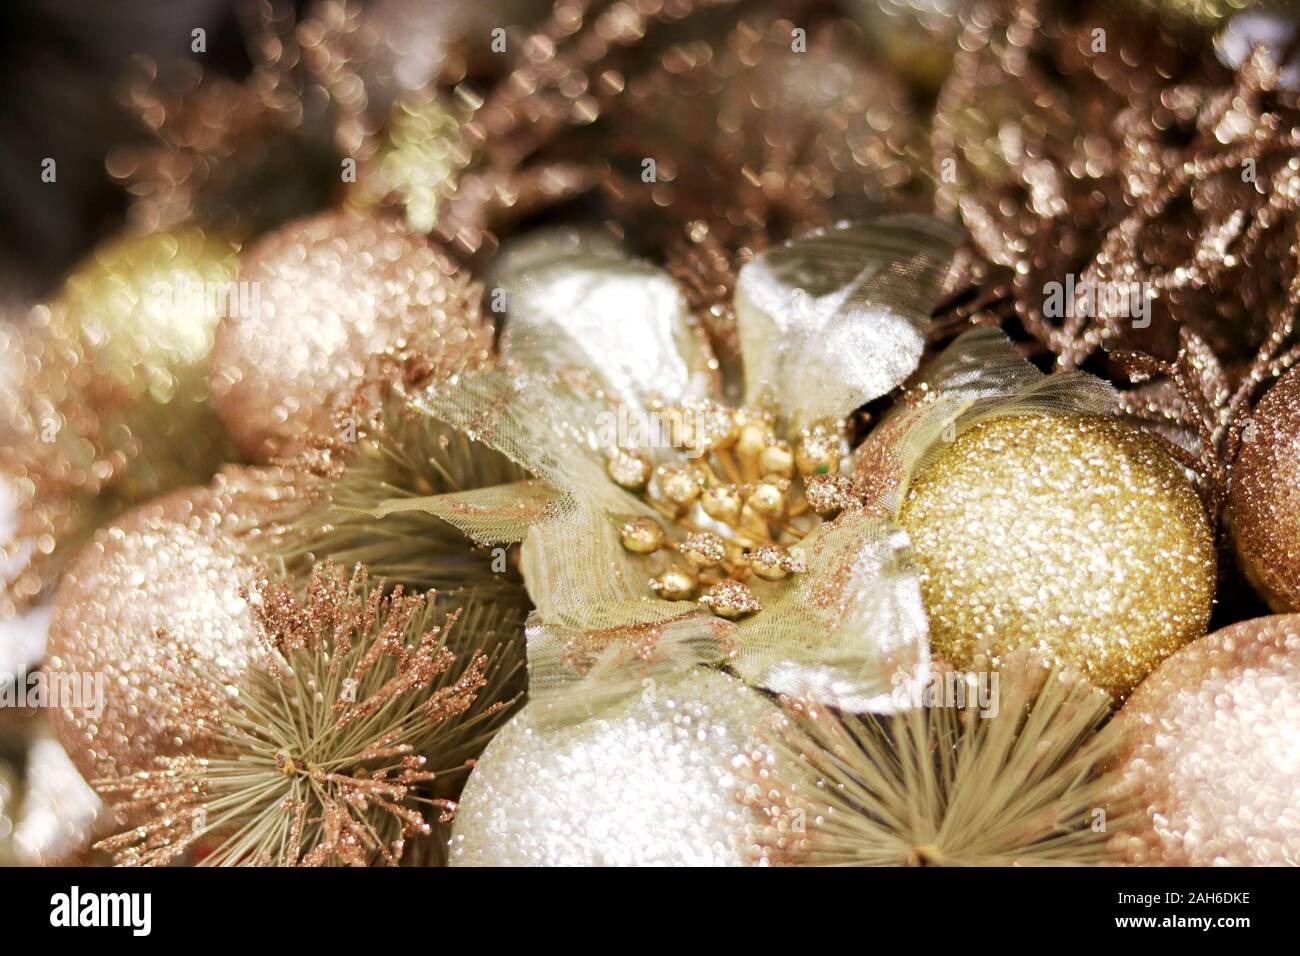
[1111,615,1300,866]
[46,486,261,783]
[210,209,494,463]
[1229,365,1300,612]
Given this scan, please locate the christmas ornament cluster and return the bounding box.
[3,0,1299,867]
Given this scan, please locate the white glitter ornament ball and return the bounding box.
[449,668,778,866]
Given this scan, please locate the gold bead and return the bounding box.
[795,420,845,477]
[733,408,774,432]
[804,474,860,517]
[620,518,665,554]
[699,580,762,619]
[736,422,773,458]
[704,405,740,451]
[606,448,651,490]
[758,440,796,479]
[656,463,704,509]
[678,531,726,569]
[746,544,791,581]
[700,484,744,525]
[650,564,698,601]
[746,478,790,520]
[672,401,737,454]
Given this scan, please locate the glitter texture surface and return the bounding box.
[1,229,238,614]
[897,415,1215,698]
[210,209,493,462]
[1112,615,1300,866]
[449,668,777,866]
[46,487,259,782]
[56,227,240,400]
[1229,366,1300,612]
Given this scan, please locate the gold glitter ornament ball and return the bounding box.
[1229,366,1300,612]
[1111,615,1300,866]
[210,209,494,463]
[449,669,779,866]
[1,229,238,613]
[46,486,260,783]
[54,227,240,407]
[897,415,1215,699]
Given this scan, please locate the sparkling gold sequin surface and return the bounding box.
[56,227,239,403]
[46,487,259,782]
[449,669,778,866]
[210,209,493,462]
[1,229,238,615]
[897,415,1215,698]
[1229,366,1300,611]
[1112,615,1300,866]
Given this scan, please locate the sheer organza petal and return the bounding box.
[731,511,931,713]
[409,365,660,520]
[368,480,567,545]
[734,216,962,429]
[853,327,1119,518]
[493,229,717,411]
[518,500,737,721]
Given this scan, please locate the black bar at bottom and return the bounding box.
[0,863,1282,941]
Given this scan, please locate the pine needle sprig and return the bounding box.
[743,664,1139,867]
[94,564,522,867]
[266,352,532,614]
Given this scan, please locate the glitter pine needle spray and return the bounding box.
[95,565,521,867]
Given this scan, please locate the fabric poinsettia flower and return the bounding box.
[377,217,965,712]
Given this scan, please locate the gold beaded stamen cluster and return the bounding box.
[607,401,856,620]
